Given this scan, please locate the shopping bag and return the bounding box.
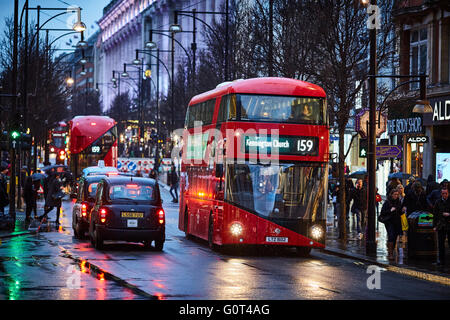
[401,213,409,231]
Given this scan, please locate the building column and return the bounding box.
[423,125,434,179]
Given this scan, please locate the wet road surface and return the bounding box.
[0,186,450,300]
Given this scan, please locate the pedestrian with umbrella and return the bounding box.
[39,172,64,225]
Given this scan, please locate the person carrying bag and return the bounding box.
[379,189,403,259]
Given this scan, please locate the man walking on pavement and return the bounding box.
[39,173,64,225]
[433,188,450,266]
[0,161,9,216]
[350,179,367,239]
[169,163,179,203]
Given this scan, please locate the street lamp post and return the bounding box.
[172,4,229,81]
[136,49,172,171]
[146,29,193,131]
[367,0,378,254]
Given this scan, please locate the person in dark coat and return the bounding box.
[0,161,9,216]
[345,178,354,221]
[404,176,416,197]
[23,176,38,220]
[350,179,367,238]
[402,181,428,216]
[386,178,401,196]
[379,189,403,259]
[427,179,448,210]
[169,164,179,203]
[426,174,440,197]
[433,188,450,266]
[39,173,63,224]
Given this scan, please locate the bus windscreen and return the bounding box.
[225,162,327,220]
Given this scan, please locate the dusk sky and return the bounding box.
[0,0,111,51]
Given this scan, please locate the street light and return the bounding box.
[80,50,88,65]
[72,7,86,32]
[121,63,129,77]
[133,50,141,65]
[172,4,230,81]
[412,100,432,113]
[73,21,86,32]
[77,31,88,48]
[66,77,74,86]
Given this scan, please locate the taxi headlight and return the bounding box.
[230,223,243,236]
[311,225,323,240]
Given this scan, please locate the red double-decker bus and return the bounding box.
[49,121,68,160]
[68,115,118,178]
[178,78,329,254]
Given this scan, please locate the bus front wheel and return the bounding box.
[296,247,311,256]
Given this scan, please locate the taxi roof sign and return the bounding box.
[97,160,105,167]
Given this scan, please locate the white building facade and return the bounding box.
[96,0,225,115]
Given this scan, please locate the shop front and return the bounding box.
[387,103,426,178]
[423,95,450,182]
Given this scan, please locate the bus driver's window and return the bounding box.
[300,104,315,121]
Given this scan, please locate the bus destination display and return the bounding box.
[242,135,318,156]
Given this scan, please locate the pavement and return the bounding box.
[1,187,449,288]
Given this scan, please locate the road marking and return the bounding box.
[386,265,450,287]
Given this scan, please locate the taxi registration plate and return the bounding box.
[265,237,288,243]
[121,212,144,218]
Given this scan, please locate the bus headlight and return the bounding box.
[310,225,323,240]
[230,223,243,236]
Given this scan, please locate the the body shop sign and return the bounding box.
[387,116,423,135]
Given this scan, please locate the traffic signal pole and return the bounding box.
[9,0,19,225]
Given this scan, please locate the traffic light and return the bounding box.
[10,130,20,140]
[359,138,368,158]
[20,133,32,150]
[0,131,8,151]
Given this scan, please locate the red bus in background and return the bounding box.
[50,121,68,162]
[179,77,329,254]
[68,115,118,178]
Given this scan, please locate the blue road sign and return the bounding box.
[376,145,402,158]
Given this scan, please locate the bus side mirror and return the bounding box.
[215,163,223,178]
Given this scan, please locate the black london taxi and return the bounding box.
[72,175,105,239]
[88,176,165,251]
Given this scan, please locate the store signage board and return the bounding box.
[355,109,387,138]
[407,136,429,143]
[376,145,402,158]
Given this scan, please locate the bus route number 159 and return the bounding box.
[297,139,314,152]
[92,146,101,154]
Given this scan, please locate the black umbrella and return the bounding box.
[31,173,45,181]
[348,170,367,179]
[388,172,412,180]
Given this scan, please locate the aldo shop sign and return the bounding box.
[423,96,450,126]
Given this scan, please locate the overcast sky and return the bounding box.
[0,0,110,50]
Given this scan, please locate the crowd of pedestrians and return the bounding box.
[330,174,450,265]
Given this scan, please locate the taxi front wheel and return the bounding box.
[154,239,164,251]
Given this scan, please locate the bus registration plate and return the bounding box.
[266,237,288,243]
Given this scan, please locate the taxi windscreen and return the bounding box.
[108,184,155,201]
